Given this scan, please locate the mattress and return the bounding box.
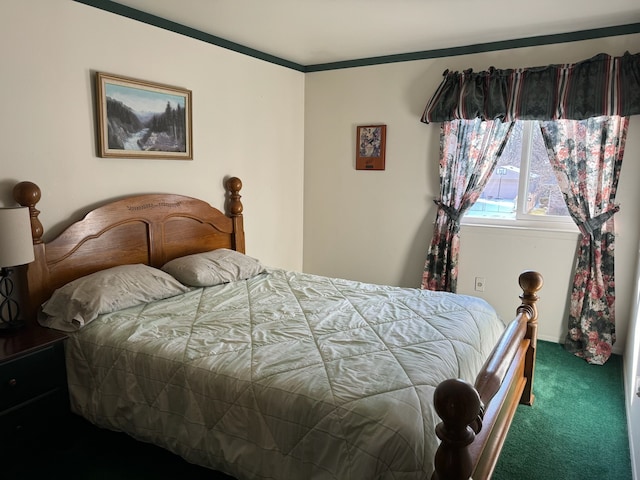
[64,268,505,479]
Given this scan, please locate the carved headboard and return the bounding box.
[14,177,245,322]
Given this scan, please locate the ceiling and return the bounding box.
[110,0,640,66]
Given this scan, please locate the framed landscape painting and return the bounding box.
[96,72,192,159]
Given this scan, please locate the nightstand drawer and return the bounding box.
[0,387,69,452]
[0,343,65,412]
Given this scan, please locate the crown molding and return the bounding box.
[74,1,640,73]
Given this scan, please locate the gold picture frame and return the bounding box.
[356,124,386,170]
[96,72,193,159]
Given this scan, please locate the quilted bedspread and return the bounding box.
[65,268,505,479]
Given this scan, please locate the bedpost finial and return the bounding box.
[226,176,242,194]
[432,378,480,480]
[518,270,543,320]
[13,181,41,206]
[225,177,243,216]
[13,181,43,243]
[433,378,481,431]
[519,270,543,296]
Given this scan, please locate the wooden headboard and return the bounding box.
[14,177,245,322]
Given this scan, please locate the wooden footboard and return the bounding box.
[432,271,543,480]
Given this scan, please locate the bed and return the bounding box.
[13,177,542,480]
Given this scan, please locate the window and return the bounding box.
[465,121,574,230]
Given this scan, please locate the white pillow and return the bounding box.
[161,248,265,287]
[40,264,190,330]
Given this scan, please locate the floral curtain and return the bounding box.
[421,118,514,292]
[539,116,628,365]
[420,51,638,363]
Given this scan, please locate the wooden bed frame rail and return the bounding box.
[13,177,542,480]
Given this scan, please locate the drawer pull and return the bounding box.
[8,378,17,387]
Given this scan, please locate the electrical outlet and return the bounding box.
[474,277,485,292]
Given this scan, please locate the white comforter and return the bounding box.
[65,268,505,479]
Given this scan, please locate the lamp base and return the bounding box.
[0,267,26,332]
[0,318,24,333]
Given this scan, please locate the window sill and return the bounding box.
[460,219,579,236]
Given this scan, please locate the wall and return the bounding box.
[627,252,640,480]
[0,0,305,271]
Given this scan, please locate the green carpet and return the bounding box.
[7,341,632,479]
[493,340,632,480]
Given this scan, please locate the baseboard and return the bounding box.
[624,361,639,480]
[537,334,561,345]
[629,406,638,480]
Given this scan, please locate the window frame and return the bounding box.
[462,121,577,233]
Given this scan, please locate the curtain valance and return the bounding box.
[421,52,640,124]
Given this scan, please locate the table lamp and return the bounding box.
[0,207,35,330]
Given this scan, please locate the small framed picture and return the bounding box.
[96,72,193,159]
[356,125,386,170]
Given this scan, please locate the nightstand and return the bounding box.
[0,327,68,454]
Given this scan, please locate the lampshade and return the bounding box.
[0,207,35,268]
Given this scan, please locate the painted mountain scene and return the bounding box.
[105,82,188,153]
